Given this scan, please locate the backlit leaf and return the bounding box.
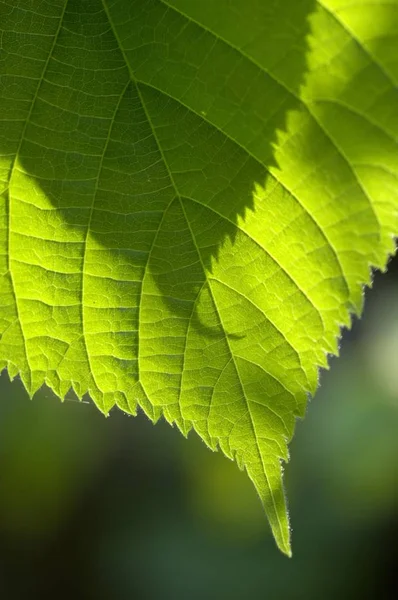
[1,0,397,555]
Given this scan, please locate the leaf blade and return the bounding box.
[1,0,397,555]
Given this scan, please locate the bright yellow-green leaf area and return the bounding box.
[1,0,397,555]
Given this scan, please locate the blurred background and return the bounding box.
[0,255,397,600]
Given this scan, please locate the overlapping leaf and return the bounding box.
[1,0,397,554]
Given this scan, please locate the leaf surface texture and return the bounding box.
[1,0,397,554]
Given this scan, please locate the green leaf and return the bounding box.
[1,0,397,555]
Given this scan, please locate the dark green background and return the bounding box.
[0,257,397,600]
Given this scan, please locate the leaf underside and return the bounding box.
[1,0,397,555]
